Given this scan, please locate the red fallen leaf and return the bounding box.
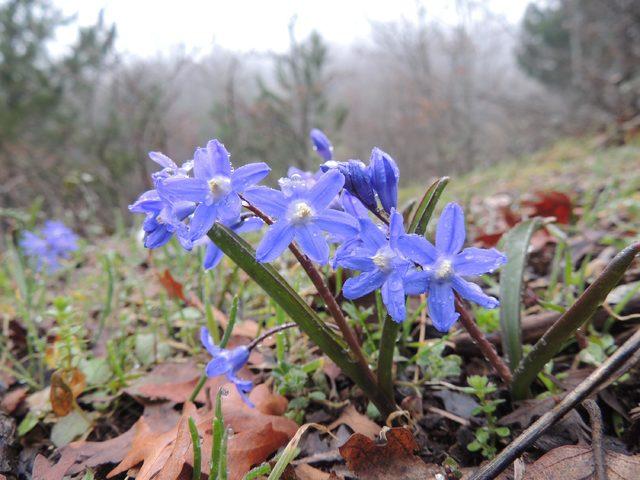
[523,191,572,224]
[339,427,442,479]
[50,368,86,417]
[157,269,187,303]
[1,387,27,414]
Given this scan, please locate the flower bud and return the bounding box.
[368,147,399,214]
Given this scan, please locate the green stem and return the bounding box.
[511,242,640,399]
[377,313,399,403]
[208,223,395,417]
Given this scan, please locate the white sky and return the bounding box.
[56,0,529,57]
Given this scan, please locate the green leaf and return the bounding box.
[51,410,93,447]
[207,224,387,414]
[498,218,544,371]
[495,427,510,437]
[512,242,640,399]
[407,177,450,235]
[18,411,41,436]
[467,440,482,452]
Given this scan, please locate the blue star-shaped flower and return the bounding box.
[200,327,254,407]
[20,221,78,272]
[244,169,359,265]
[335,209,424,322]
[158,139,270,242]
[397,202,507,332]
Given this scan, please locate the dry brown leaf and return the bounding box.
[295,464,337,480]
[251,383,289,416]
[524,445,640,480]
[33,404,180,480]
[50,368,85,417]
[124,361,230,403]
[327,404,381,439]
[339,427,441,479]
[0,387,27,414]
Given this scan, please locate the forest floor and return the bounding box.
[1,135,640,479]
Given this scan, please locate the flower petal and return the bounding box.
[203,241,224,270]
[193,147,215,180]
[435,202,466,255]
[256,220,295,263]
[295,224,330,265]
[206,358,231,377]
[314,209,359,238]
[403,269,429,295]
[149,151,176,169]
[336,254,375,271]
[453,247,507,276]
[428,281,459,332]
[397,234,438,266]
[207,139,232,176]
[452,276,500,309]
[369,147,399,213]
[189,203,218,241]
[231,162,271,192]
[358,217,388,252]
[388,208,405,249]
[200,327,222,356]
[217,193,241,221]
[233,216,264,234]
[382,272,407,322]
[310,128,333,161]
[343,269,386,299]
[159,177,208,204]
[144,227,172,249]
[243,186,288,218]
[307,169,344,210]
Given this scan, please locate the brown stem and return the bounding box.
[455,297,513,384]
[242,200,382,397]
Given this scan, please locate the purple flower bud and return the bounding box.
[310,128,333,161]
[321,160,377,212]
[369,148,399,214]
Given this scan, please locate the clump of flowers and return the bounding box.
[20,221,78,271]
[130,129,507,411]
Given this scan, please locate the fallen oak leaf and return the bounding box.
[0,387,27,414]
[524,445,640,480]
[327,404,381,439]
[339,427,442,479]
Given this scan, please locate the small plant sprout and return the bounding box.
[464,375,510,459]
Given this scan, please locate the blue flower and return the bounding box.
[200,327,253,407]
[148,151,192,184]
[244,169,359,265]
[321,160,377,212]
[310,128,333,161]
[397,202,507,332]
[336,209,423,322]
[158,139,270,242]
[20,221,78,272]
[199,216,264,270]
[368,148,399,214]
[129,189,194,250]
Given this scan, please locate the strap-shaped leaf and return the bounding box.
[407,176,450,236]
[511,242,640,399]
[498,218,544,371]
[207,224,384,406]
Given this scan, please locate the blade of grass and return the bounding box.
[511,242,640,400]
[188,417,201,480]
[407,176,450,236]
[498,218,543,371]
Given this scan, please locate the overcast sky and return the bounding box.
[57,0,529,57]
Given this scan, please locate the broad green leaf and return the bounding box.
[207,224,386,412]
[498,218,544,371]
[511,242,640,399]
[407,176,450,236]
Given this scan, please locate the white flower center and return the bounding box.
[208,175,231,199]
[289,200,315,224]
[435,259,454,280]
[156,215,164,224]
[372,246,394,272]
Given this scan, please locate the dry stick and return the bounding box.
[455,297,513,384]
[469,327,640,480]
[583,399,608,480]
[242,201,381,394]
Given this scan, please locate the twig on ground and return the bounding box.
[583,399,607,480]
[469,326,640,480]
